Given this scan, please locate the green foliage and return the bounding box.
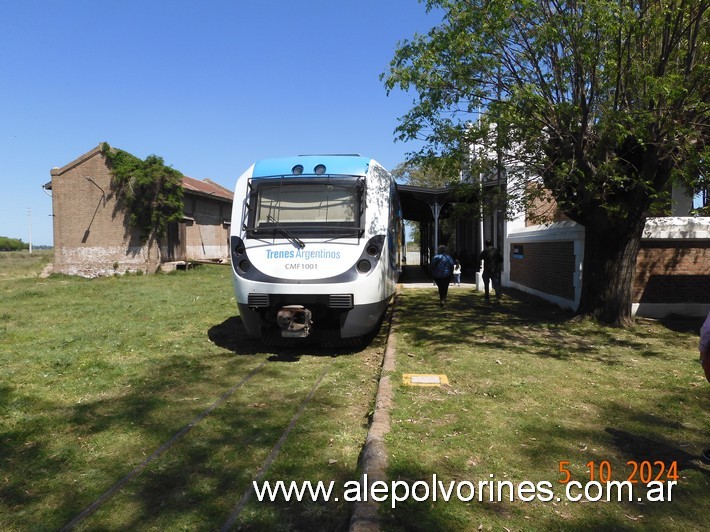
[384,0,709,323]
[692,201,710,216]
[0,237,29,251]
[101,142,184,243]
[392,159,462,247]
[391,157,460,188]
[385,0,708,227]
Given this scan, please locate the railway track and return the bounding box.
[59,304,394,530]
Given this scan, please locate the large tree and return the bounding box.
[384,0,709,325]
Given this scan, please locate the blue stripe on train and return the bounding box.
[252,155,370,178]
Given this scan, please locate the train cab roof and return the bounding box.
[252,155,372,178]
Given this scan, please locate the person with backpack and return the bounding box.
[479,239,503,303]
[431,245,455,307]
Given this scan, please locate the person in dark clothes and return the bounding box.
[479,239,503,302]
[431,245,455,307]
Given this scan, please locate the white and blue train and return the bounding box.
[230,155,403,344]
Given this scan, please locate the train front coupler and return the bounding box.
[275,305,313,338]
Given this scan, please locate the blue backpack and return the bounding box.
[431,254,454,279]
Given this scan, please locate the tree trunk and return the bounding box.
[576,216,646,326]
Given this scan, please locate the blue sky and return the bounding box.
[0,0,440,246]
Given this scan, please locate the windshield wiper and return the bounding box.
[267,216,305,249]
[323,229,364,241]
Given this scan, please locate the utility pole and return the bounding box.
[28,208,33,253]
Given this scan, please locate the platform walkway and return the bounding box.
[398,265,477,290]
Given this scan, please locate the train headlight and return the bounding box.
[292,164,304,175]
[355,235,385,275]
[357,259,372,273]
[231,236,250,275]
[314,164,326,175]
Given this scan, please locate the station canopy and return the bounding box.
[397,184,454,223]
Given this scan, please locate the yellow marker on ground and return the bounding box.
[402,374,449,387]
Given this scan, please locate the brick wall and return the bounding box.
[508,240,576,300]
[505,218,709,317]
[525,187,568,226]
[507,238,710,308]
[50,146,161,276]
[634,240,710,303]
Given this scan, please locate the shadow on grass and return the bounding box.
[396,288,686,363]
[207,316,265,355]
[657,315,706,335]
[208,314,388,360]
[3,316,388,529]
[604,427,707,474]
[2,264,385,530]
[382,288,708,530]
[103,390,358,531]
[384,400,709,531]
[28,353,358,530]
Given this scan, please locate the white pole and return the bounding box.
[28,208,33,253]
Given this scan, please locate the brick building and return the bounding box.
[464,133,709,318]
[43,144,233,277]
[502,213,710,318]
[633,218,710,317]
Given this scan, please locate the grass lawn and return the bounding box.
[0,249,52,280]
[2,251,708,530]
[383,287,709,531]
[0,252,385,530]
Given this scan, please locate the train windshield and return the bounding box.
[245,177,364,238]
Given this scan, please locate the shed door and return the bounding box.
[166,222,186,261]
